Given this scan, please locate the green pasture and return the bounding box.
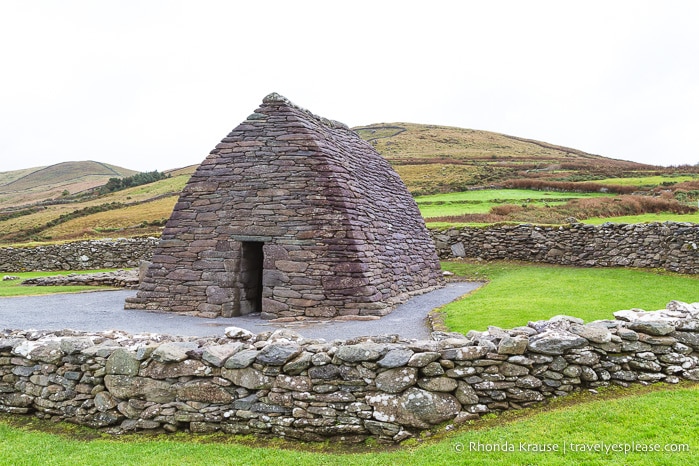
[426,212,699,228]
[415,189,612,219]
[439,261,699,333]
[415,189,611,203]
[595,175,698,187]
[419,201,572,218]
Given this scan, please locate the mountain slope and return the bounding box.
[354,123,652,194]
[0,161,138,209]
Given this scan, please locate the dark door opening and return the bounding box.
[239,241,264,315]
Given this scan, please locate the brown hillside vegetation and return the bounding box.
[0,161,137,209]
[503,178,637,195]
[353,123,656,195]
[0,175,188,244]
[0,166,44,187]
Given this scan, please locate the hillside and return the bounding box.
[0,161,137,209]
[0,124,695,245]
[354,123,655,195]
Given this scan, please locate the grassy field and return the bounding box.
[427,211,699,229]
[596,175,699,187]
[40,196,177,240]
[415,189,613,203]
[439,261,699,333]
[0,270,119,296]
[417,187,698,226]
[415,189,612,219]
[0,173,189,243]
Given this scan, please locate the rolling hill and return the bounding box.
[0,161,137,209]
[0,124,695,245]
[354,123,654,195]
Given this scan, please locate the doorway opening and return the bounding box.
[239,241,264,314]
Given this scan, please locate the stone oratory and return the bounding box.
[126,93,443,319]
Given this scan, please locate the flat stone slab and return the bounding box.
[0,282,482,340]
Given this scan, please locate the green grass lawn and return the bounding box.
[1,383,697,465]
[0,269,120,296]
[439,261,699,332]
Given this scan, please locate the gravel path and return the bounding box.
[0,282,482,340]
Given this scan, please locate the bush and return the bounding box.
[490,204,524,216]
[97,171,170,195]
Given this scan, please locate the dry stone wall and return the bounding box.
[433,222,699,274]
[2,301,699,443]
[21,270,139,289]
[3,222,698,277]
[0,238,157,272]
[127,93,442,319]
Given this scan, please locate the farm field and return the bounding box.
[415,189,613,219]
[418,187,698,226]
[40,196,177,241]
[0,173,190,244]
[439,260,699,333]
[426,211,699,229]
[415,189,613,203]
[596,175,699,187]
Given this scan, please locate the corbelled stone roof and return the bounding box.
[126,93,443,319]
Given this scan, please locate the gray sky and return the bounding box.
[1,0,698,173]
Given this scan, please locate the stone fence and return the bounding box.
[21,270,139,289]
[1,222,697,275]
[432,222,699,274]
[0,238,157,272]
[2,301,698,443]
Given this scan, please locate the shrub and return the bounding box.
[97,171,170,195]
[490,204,524,216]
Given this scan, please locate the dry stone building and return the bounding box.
[126,93,442,319]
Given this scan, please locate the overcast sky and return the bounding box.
[1,1,698,173]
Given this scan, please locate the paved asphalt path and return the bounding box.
[0,282,482,341]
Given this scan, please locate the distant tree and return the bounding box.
[97,170,170,195]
